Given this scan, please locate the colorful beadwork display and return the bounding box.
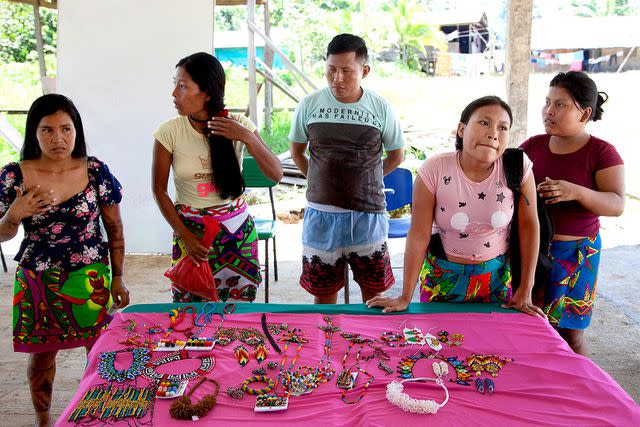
[142,350,215,382]
[156,380,189,399]
[153,339,186,351]
[380,331,407,347]
[238,328,265,346]
[97,347,151,383]
[185,337,215,350]
[398,352,474,387]
[254,343,269,363]
[437,330,464,347]
[234,345,250,367]
[68,383,155,421]
[465,354,513,377]
[403,327,426,345]
[214,327,236,346]
[241,375,276,395]
[254,394,289,412]
[226,386,244,399]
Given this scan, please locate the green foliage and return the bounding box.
[260,110,292,155]
[0,113,23,165]
[0,2,57,63]
[571,0,639,16]
[383,0,447,69]
[215,6,246,30]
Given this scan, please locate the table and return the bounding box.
[57,303,640,426]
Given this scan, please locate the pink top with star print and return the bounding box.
[417,151,533,261]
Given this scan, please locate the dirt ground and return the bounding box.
[1,197,639,425]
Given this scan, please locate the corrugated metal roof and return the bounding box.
[532,16,640,50]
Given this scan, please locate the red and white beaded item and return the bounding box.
[385,361,450,414]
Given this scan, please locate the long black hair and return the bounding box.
[549,71,607,121]
[455,96,513,150]
[21,94,87,160]
[177,52,244,199]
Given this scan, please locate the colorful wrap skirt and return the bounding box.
[171,198,261,303]
[419,252,512,304]
[13,261,113,353]
[543,234,601,330]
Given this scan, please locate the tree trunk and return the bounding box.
[263,1,273,132]
[505,0,533,146]
[32,5,47,80]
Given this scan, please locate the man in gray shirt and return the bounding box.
[289,34,405,304]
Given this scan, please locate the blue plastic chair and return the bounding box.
[384,167,413,239]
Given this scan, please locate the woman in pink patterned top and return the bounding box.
[368,96,545,317]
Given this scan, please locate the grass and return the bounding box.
[260,110,292,155]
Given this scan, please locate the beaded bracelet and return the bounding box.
[386,361,450,414]
[241,375,276,395]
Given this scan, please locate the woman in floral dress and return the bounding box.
[0,94,129,426]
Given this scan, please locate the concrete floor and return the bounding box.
[0,202,639,425]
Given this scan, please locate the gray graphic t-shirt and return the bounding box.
[289,87,404,213]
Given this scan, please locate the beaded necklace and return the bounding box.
[169,377,220,421]
[261,313,282,354]
[191,303,224,339]
[165,306,196,338]
[97,347,151,383]
[142,349,215,382]
[338,343,375,404]
[272,329,306,398]
[284,316,338,396]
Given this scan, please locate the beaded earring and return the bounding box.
[254,344,268,363]
[234,345,250,367]
[465,354,512,377]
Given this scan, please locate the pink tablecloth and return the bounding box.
[57,310,640,426]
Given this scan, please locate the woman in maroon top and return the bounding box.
[521,71,625,355]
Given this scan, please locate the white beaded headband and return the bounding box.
[386,361,450,414]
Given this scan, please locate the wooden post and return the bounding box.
[212,0,216,50]
[505,0,533,146]
[263,1,273,131]
[617,46,636,73]
[32,4,47,79]
[247,0,258,125]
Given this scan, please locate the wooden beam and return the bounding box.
[263,0,273,131]
[255,58,300,103]
[247,0,258,125]
[6,0,57,10]
[32,4,47,80]
[246,19,317,92]
[617,46,636,73]
[505,0,533,146]
[216,0,265,5]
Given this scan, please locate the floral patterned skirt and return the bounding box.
[13,261,113,353]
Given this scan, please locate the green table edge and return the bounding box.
[122,302,516,315]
